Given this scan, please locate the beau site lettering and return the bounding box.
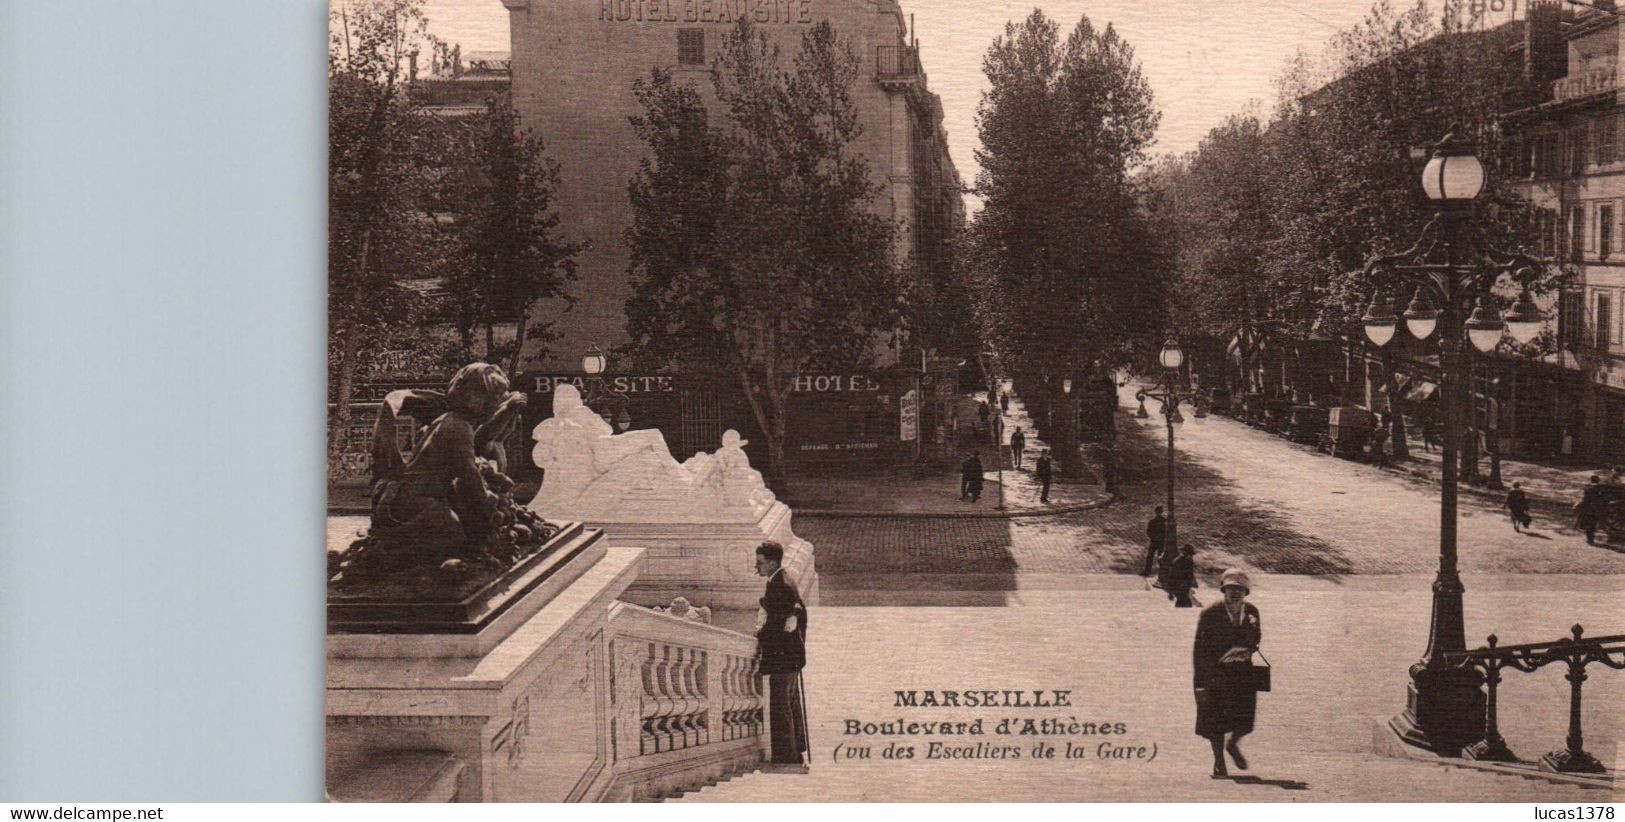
[599,0,813,23]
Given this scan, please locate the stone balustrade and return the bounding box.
[605,602,765,800]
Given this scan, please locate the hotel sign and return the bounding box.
[529,375,677,394]
[600,0,814,24]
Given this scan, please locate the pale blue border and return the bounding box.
[0,0,329,800]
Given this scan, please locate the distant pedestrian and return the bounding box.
[1194,569,1262,779]
[959,453,975,500]
[1034,450,1053,503]
[1166,544,1198,608]
[1421,416,1441,453]
[1010,427,1026,469]
[1142,506,1167,577]
[1000,391,1010,413]
[1505,482,1532,533]
[1578,475,1607,545]
[1369,414,1389,466]
[966,452,985,503]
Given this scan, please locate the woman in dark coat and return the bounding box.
[1193,569,1261,778]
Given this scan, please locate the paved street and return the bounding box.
[804,383,1625,597]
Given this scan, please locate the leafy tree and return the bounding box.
[624,20,899,493]
[328,0,443,464]
[447,94,583,376]
[1146,0,1566,463]
[966,9,1163,475]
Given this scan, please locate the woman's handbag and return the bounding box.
[1243,649,1271,693]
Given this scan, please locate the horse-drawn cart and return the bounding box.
[1325,406,1375,460]
[1289,405,1328,444]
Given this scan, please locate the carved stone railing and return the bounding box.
[1446,625,1625,774]
[605,602,764,800]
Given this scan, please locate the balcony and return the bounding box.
[876,44,919,90]
[1552,66,1619,103]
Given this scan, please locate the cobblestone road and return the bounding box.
[805,384,1625,589]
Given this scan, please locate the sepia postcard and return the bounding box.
[324,0,1624,802]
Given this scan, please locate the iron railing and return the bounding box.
[1446,625,1625,773]
[876,45,919,82]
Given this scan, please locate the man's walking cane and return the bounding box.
[796,669,811,767]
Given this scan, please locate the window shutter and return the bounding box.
[1588,204,1598,254]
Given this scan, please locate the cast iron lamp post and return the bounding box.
[1358,127,1549,757]
[1135,338,1202,557]
[581,343,632,431]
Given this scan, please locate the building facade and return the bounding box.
[495,0,966,467]
[1504,0,1625,462]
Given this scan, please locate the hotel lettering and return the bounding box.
[599,0,814,24]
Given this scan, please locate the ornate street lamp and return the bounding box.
[582,344,607,376]
[1359,126,1552,759]
[581,343,629,429]
[1136,337,1201,565]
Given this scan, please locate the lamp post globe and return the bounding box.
[1504,289,1547,346]
[1465,297,1506,354]
[1421,128,1487,204]
[1362,296,1398,348]
[1158,338,1184,371]
[1404,287,1440,342]
[582,344,607,376]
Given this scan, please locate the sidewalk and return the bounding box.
[787,379,1110,517]
[1381,433,1604,521]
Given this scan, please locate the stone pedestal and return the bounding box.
[327,525,638,802]
[588,500,818,635]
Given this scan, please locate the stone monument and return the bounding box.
[328,363,769,802]
[527,384,818,632]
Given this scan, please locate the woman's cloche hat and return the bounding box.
[1219,568,1251,594]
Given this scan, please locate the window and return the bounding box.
[1596,292,1612,350]
[1599,116,1619,166]
[1602,205,1615,258]
[1562,290,1585,349]
[1535,132,1561,177]
[1570,125,1588,175]
[1539,208,1557,259]
[1571,205,1586,261]
[677,28,705,66]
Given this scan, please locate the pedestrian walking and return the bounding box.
[1193,569,1263,779]
[1010,427,1026,469]
[1000,391,1010,414]
[1505,482,1532,533]
[1578,475,1608,545]
[754,541,809,770]
[1034,450,1053,503]
[1166,543,1198,608]
[1369,414,1390,466]
[1141,506,1167,577]
[959,452,975,500]
[966,452,985,503]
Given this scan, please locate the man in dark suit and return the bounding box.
[756,541,808,769]
[1142,506,1166,577]
[1034,450,1053,503]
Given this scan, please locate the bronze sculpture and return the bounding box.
[329,363,560,592]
